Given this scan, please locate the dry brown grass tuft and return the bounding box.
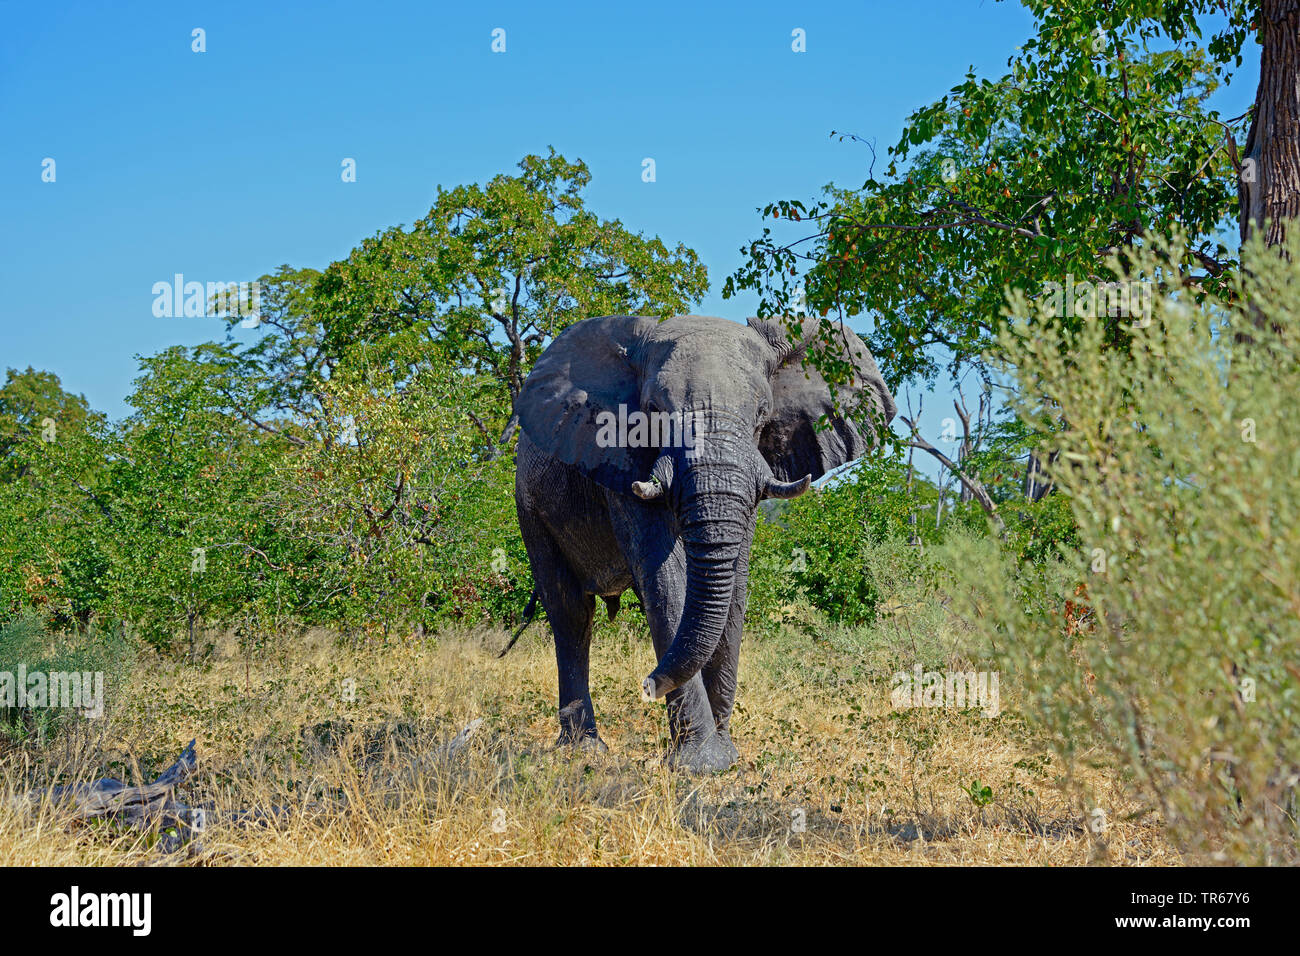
[0,619,1176,865]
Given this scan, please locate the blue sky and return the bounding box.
[0,0,1257,457]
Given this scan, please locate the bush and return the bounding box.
[0,612,134,743]
[956,232,1300,864]
[421,451,534,627]
[749,453,955,629]
[999,492,1080,565]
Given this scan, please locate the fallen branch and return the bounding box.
[11,721,485,854]
[440,718,483,758]
[13,738,201,854]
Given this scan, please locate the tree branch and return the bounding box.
[900,415,1004,530]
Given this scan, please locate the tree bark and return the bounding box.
[1241,0,1300,252]
[1023,449,1057,502]
[954,396,974,504]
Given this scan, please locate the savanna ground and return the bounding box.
[0,608,1173,866]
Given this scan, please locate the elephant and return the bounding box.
[513,313,896,772]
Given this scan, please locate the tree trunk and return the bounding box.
[954,398,974,504]
[1023,450,1057,502]
[935,470,944,530]
[906,437,919,546]
[1240,0,1300,253]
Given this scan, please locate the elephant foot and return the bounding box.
[668,731,737,774]
[555,731,608,753]
[714,727,740,764]
[556,699,606,752]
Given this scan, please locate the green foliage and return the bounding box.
[957,232,1300,864]
[749,452,958,629]
[959,411,1045,505]
[0,367,100,481]
[210,264,328,433]
[315,149,708,447]
[0,370,114,629]
[265,340,532,634]
[98,347,294,651]
[999,493,1081,564]
[421,451,533,626]
[966,779,995,808]
[0,612,133,742]
[727,1,1250,389]
[0,154,702,647]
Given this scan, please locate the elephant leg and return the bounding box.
[702,526,753,764]
[701,599,743,764]
[518,512,605,751]
[633,580,731,771]
[550,589,603,751]
[609,499,734,773]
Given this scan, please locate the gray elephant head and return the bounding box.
[517,314,895,700]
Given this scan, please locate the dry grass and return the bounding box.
[0,616,1177,866]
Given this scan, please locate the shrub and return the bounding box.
[0,612,134,743]
[956,232,1300,864]
[422,450,534,627]
[999,492,1080,565]
[750,453,953,629]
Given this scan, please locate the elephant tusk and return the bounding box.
[632,476,664,500]
[763,473,812,500]
[641,676,662,701]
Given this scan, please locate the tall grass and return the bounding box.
[0,619,1166,866]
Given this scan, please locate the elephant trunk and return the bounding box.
[642,456,748,700]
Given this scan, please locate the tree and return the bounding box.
[314,149,708,453]
[725,0,1269,517]
[101,348,296,651]
[263,335,502,636]
[1237,0,1300,249]
[139,153,702,638]
[0,368,99,482]
[207,265,327,443]
[976,231,1300,863]
[0,369,114,625]
[729,9,1246,383]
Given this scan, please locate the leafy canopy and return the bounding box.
[315,149,708,446]
[726,0,1256,389]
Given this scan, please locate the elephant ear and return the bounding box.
[749,316,897,483]
[516,315,660,492]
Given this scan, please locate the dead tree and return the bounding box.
[902,415,1005,532]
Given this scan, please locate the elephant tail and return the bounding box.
[497,589,540,658]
